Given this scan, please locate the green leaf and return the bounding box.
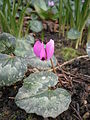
[86,42,90,57]
[18,3,29,38]
[0,33,16,54]
[15,71,71,118]
[0,53,27,87]
[25,8,33,15]
[67,28,80,40]
[30,20,43,33]
[0,0,3,9]
[31,14,38,20]
[34,0,47,11]
[0,10,10,32]
[25,35,35,45]
[14,38,33,57]
[27,55,57,70]
[34,5,48,19]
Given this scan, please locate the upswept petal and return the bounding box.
[40,43,46,60]
[33,40,42,57]
[46,39,54,60]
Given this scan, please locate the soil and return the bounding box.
[0,32,90,120]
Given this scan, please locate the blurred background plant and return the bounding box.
[0,0,30,37]
[33,0,59,20]
[63,0,90,48]
[0,0,89,49]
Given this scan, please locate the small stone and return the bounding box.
[83,100,87,105]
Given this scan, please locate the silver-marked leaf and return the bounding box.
[0,53,27,87]
[25,35,35,45]
[31,14,38,20]
[14,38,33,58]
[86,42,90,57]
[26,54,57,70]
[67,28,80,40]
[30,20,43,33]
[34,0,48,11]
[15,71,71,118]
[0,33,16,54]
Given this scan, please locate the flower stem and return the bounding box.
[50,58,56,74]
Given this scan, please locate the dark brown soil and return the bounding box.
[0,32,90,120]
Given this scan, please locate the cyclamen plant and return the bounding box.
[0,32,71,118]
[15,38,71,118]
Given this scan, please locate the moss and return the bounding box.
[61,47,82,61]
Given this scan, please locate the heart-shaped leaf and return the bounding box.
[67,28,80,40]
[34,0,48,11]
[14,38,33,58]
[15,71,71,118]
[25,35,35,45]
[27,55,57,70]
[86,42,90,57]
[31,14,38,20]
[30,20,43,33]
[0,33,16,54]
[0,53,27,87]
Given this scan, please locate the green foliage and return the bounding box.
[61,47,82,61]
[0,32,71,118]
[34,0,59,20]
[0,32,35,87]
[15,71,71,118]
[0,53,27,87]
[0,0,29,37]
[0,33,16,54]
[14,37,34,57]
[0,0,3,9]
[0,32,57,87]
[63,0,90,48]
[29,20,43,33]
[67,28,80,40]
[27,55,57,70]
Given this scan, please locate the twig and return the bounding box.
[70,105,83,120]
[48,55,88,72]
[50,58,57,74]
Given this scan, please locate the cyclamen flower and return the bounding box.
[82,0,85,3]
[48,1,54,7]
[33,39,54,61]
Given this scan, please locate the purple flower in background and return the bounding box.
[48,1,54,7]
[33,39,54,61]
[82,0,85,3]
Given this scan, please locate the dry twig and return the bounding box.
[48,55,88,72]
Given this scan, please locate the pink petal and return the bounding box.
[48,1,54,6]
[40,43,46,60]
[51,1,54,6]
[33,40,42,57]
[46,39,54,60]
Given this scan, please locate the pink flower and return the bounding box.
[48,1,54,7]
[33,39,54,61]
[82,0,85,3]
